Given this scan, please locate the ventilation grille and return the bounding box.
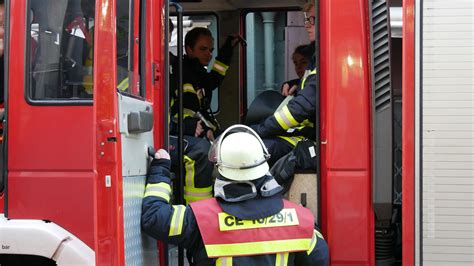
[371,0,392,112]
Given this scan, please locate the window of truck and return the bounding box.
[27,0,96,103]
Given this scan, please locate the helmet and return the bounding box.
[209,125,270,181]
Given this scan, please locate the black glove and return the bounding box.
[216,35,238,65]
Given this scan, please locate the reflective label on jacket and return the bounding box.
[218,208,299,231]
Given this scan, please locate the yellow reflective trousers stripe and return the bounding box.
[169,205,186,236]
[184,155,195,187]
[184,186,213,203]
[144,183,172,202]
[215,256,232,266]
[275,252,289,266]
[183,155,212,203]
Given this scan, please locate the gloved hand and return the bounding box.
[153,149,170,160]
[217,34,244,64]
[147,149,172,184]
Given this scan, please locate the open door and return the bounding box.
[94,0,164,264]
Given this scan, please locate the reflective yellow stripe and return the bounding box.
[300,68,317,89]
[169,205,186,236]
[118,77,129,92]
[144,183,172,202]
[307,229,321,255]
[282,106,298,126]
[276,136,304,147]
[183,83,196,94]
[183,108,196,118]
[274,106,299,130]
[184,186,213,203]
[275,252,289,266]
[173,108,195,120]
[215,257,232,266]
[205,238,311,258]
[184,155,195,187]
[83,49,94,94]
[301,119,314,128]
[212,59,229,76]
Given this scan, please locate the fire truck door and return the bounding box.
[115,0,158,264]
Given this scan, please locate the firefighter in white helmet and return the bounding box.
[142,124,329,265]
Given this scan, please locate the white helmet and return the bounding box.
[208,125,270,181]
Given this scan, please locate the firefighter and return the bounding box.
[281,44,313,96]
[168,23,217,203]
[142,124,329,265]
[169,27,242,203]
[251,3,318,166]
[170,27,242,140]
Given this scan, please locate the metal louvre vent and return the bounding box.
[369,0,394,249]
[371,1,392,111]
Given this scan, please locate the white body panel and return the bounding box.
[0,215,95,265]
[417,0,474,264]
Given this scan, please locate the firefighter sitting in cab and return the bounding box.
[141,124,329,265]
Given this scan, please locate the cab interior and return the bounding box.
[169,0,310,129]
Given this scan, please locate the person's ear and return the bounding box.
[185,45,192,55]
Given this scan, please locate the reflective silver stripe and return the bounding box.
[274,106,298,130]
[184,185,213,203]
[212,59,229,76]
[144,183,171,202]
[169,205,186,236]
[184,189,213,198]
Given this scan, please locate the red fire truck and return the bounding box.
[1,0,473,265]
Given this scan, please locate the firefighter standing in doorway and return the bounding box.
[251,3,318,166]
[169,26,242,203]
[141,124,329,265]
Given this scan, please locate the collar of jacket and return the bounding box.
[183,55,207,75]
[216,175,284,220]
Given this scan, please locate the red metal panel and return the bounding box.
[320,0,374,264]
[402,0,415,264]
[152,0,165,149]
[7,0,95,248]
[8,172,95,245]
[0,194,4,213]
[148,1,166,263]
[93,0,125,265]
